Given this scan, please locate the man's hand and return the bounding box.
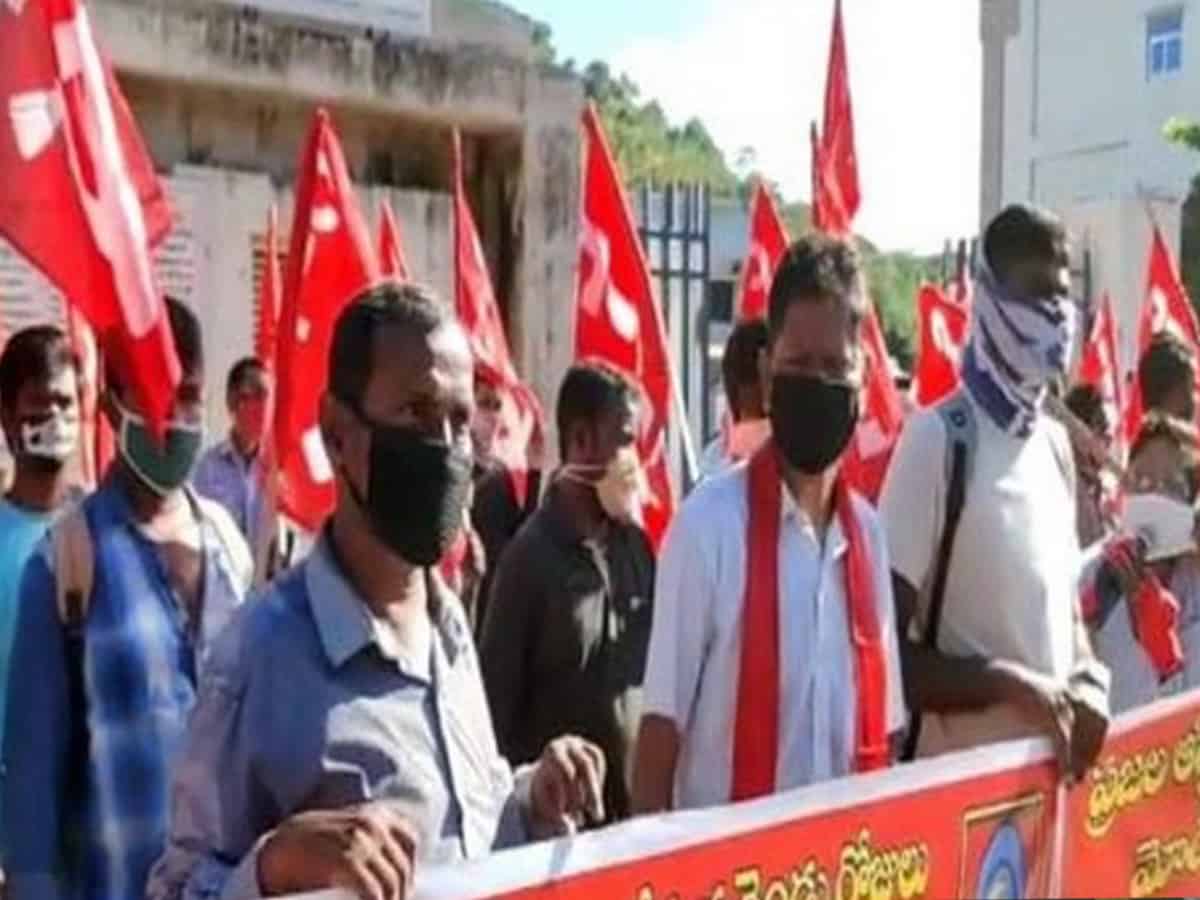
[996,661,1075,775]
[1068,693,1109,783]
[257,804,419,900]
[1102,535,1149,598]
[530,735,606,833]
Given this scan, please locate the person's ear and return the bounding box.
[318,392,353,472]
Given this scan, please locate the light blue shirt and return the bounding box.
[192,439,264,547]
[146,535,533,900]
[4,478,247,900]
[0,498,52,856]
[0,500,51,742]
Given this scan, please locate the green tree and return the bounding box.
[1164,117,1200,308]
[538,19,930,365]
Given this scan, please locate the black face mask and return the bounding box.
[344,416,473,568]
[769,374,860,474]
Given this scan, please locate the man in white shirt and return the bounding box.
[633,235,906,814]
[697,318,771,481]
[880,205,1109,780]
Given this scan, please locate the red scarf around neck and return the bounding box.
[731,443,889,802]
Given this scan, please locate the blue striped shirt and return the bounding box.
[192,440,265,547]
[2,477,248,900]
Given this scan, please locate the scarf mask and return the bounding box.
[961,262,1079,438]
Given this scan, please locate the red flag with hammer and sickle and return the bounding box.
[737,180,789,321]
[576,103,677,549]
[0,0,179,434]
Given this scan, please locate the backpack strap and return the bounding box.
[925,390,977,647]
[48,504,94,867]
[189,490,254,594]
[52,505,95,630]
[901,389,976,761]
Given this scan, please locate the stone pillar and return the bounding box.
[980,0,1021,228]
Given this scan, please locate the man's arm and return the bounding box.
[631,716,680,814]
[892,573,1033,713]
[631,510,711,815]
[893,572,1074,771]
[478,545,535,761]
[145,618,268,900]
[4,549,72,900]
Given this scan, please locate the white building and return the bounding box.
[980,0,1200,363]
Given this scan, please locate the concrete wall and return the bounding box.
[66,0,584,447]
[981,0,1200,366]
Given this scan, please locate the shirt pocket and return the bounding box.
[610,590,653,689]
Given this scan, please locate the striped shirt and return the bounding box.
[3,477,248,900]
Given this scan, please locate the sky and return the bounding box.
[511,0,981,254]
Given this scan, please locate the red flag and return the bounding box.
[378,197,410,281]
[274,108,379,532]
[810,122,828,233]
[1080,292,1125,459]
[255,204,281,370]
[842,304,905,502]
[1125,225,1200,443]
[0,0,179,434]
[737,181,790,321]
[451,130,540,506]
[61,300,96,486]
[809,0,902,500]
[577,104,676,549]
[814,0,860,238]
[913,284,969,408]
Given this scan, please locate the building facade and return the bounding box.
[980,0,1200,363]
[1,0,583,441]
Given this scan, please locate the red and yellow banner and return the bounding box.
[403,690,1200,899]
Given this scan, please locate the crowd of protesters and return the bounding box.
[0,203,1193,899]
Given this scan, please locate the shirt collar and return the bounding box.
[220,436,259,467]
[305,532,470,672]
[777,481,849,559]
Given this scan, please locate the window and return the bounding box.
[1148,8,1184,78]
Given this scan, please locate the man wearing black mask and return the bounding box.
[632,236,906,814]
[149,282,606,900]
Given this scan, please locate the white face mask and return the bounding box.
[20,412,79,463]
[561,445,647,524]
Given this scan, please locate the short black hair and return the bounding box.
[1065,383,1107,435]
[1131,411,1198,461]
[1131,412,1200,499]
[767,235,864,340]
[329,281,452,411]
[226,357,266,396]
[556,361,639,460]
[721,318,768,408]
[983,204,1068,281]
[106,295,203,394]
[0,326,76,413]
[1140,331,1196,411]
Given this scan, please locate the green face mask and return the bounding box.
[116,402,205,495]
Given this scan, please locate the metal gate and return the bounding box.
[634,183,711,494]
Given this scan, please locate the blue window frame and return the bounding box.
[1149,8,1184,78]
